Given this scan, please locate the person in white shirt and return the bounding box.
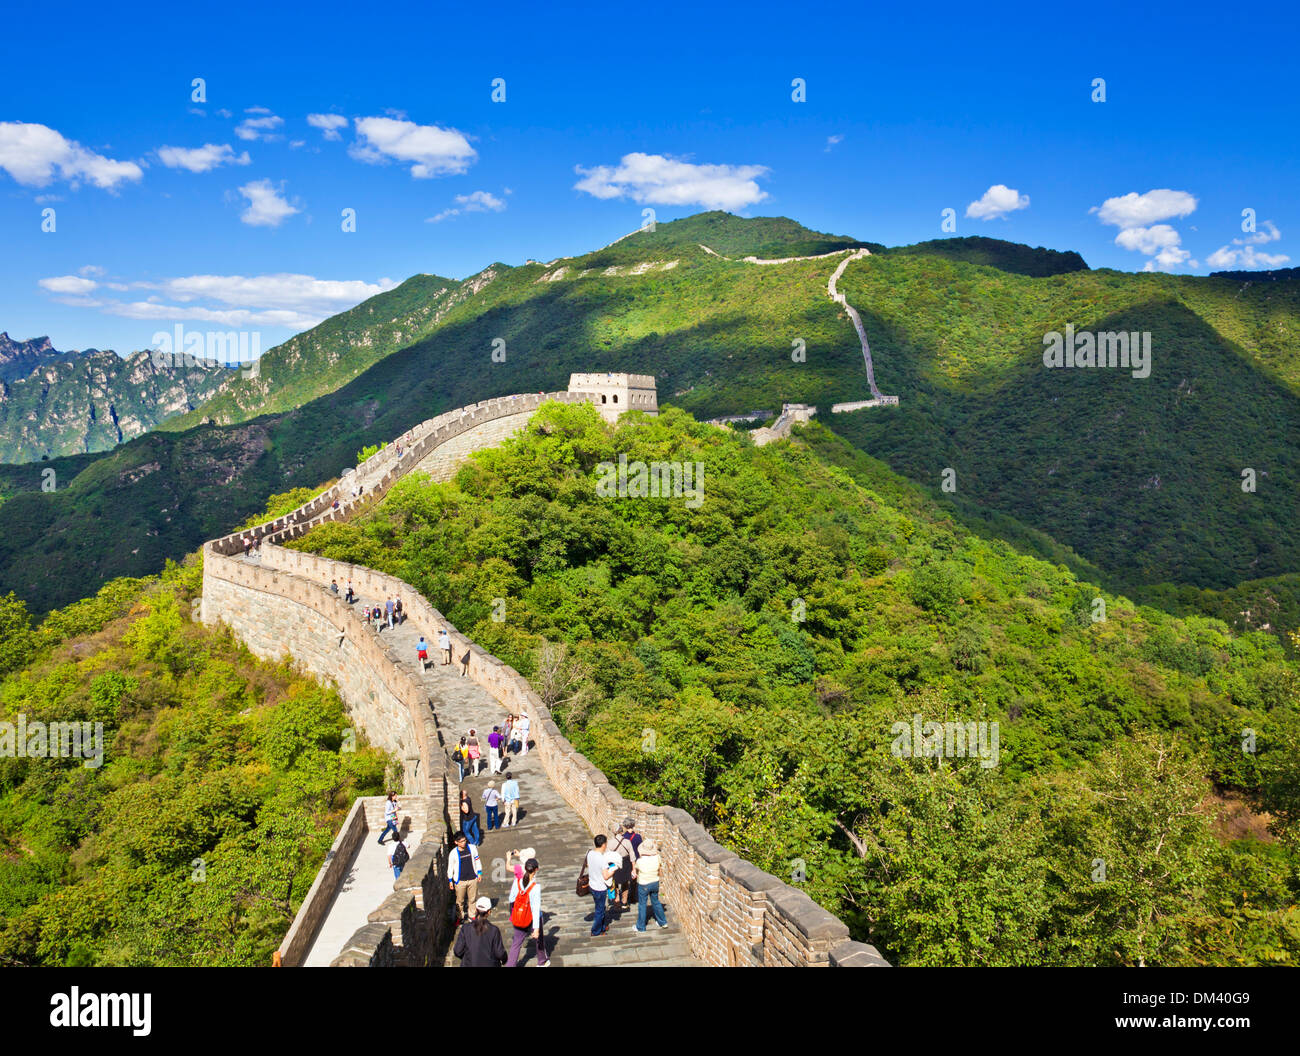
[518,713,531,755]
[585,835,617,936]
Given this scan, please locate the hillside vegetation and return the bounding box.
[0,562,391,966]
[286,402,1300,966]
[0,213,1296,633]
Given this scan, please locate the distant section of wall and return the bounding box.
[410,410,535,481]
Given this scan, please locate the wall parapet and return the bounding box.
[204,389,888,968]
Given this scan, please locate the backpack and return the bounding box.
[392,842,409,868]
[511,881,534,928]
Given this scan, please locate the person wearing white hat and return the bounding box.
[454,895,507,966]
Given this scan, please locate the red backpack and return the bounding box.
[511,880,534,928]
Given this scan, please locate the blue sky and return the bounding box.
[2,0,1296,355]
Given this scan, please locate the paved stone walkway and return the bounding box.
[306,574,700,967]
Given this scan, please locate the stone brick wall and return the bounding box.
[206,390,890,968]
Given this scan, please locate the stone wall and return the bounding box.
[206,390,890,968]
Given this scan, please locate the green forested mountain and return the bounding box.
[284,402,1300,966]
[0,212,1296,634]
[0,334,226,463]
[0,561,391,966]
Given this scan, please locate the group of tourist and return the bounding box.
[416,629,452,669]
[582,818,667,935]
[450,814,669,967]
[376,792,410,880]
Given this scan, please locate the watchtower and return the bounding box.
[568,372,658,423]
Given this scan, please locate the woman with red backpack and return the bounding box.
[504,851,547,967]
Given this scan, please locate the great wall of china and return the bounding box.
[199,374,890,968]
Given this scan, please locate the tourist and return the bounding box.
[503,714,515,752]
[376,792,400,844]
[633,839,668,931]
[459,790,482,845]
[453,896,507,966]
[584,835,617,936]
[330,579,339,595]
[518,712,531,755]
[345,581,355,604]
[452,736,468,782]
[507,716,522,755]
[439,628,452,665]
[611,818,638,909]
[394,596,404,624]
[466,729,482,776]
[501,771,520,827]
[505,853,547,967]
[416,636,429,670]
[482,781,502,830]
[447,831,483,924]
[387,834,409,879]
[385,596,395,629]
[372,603,383,631]
[488,726,503,774]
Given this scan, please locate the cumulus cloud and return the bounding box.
[308,113,349,141]
[1092,188,1199,272]
[157,143,251,173]
[0,121,143,190]
[825,134,844,152]
[1092,189,1197,229]
[966,184,1030,221]
[37,270,398,330]
[427,189,508,222]
[350,116,476,177]
[39,275,99,295]
[574,152,769,211]
[1236,220,1282,246]
[237,179,300,227]
[235,110,284,141]
[1206,243,1290,271]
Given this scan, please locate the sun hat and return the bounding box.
[640,839,658,856]
[475,896,492,913]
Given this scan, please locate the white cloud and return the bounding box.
[157,143,251,173]
[37,271,398,330]
[39,275,99,295]
[0,121,143,190]
[237,179,300,227]
[1235,220,1281,246]
[1113,224,1182,255]
[574,152,769,210]
[308,113,349,141]
[79,264,106,278]
[427,189,508,222]
[1206,244,1290,270]
[825,134,844,153]
[235,113,284,141]
[1092,189,1199,272]
[350,116,476,177]
[1092,189,1197,229]
[966,184,1030,220]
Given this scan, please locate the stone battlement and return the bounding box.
[201,385,888,969]
[568,372,659,422]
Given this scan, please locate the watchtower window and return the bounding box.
[601,394,607,403]
[613,394,618,403]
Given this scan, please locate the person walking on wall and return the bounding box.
[518,712,531,755]
[585,835,617,936]
[452,736,467,782]
[466,729,482,776]
[394,596,404,624]
[385,596,395,629]
[454,896,507,966]
[417,636,429,671]
[501,771,520,827]
[488,726,503,774]
[447,830,483,925]
[377,792,400,844]
[387,834,409,879]
[439,628,452,666]
[505,853,547,967]
[633,839,668,931]
[459,790,483,845]
[483,781,502,831]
